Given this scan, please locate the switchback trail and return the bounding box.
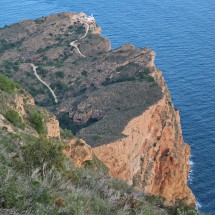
[31,16,92,103]
[70,22,90,57]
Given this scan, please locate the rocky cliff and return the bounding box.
[93,58,195,206]
[3,77,183,215]
[0,12,195,206]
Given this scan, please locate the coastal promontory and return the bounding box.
[0,12,195,208]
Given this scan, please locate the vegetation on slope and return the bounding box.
[0,13,163,145]
[0,74,20,93]
[0,75,199,215]
[0,132,198,215]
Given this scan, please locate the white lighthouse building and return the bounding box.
[86,14,95,24]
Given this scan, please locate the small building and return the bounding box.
[86,15,95,24]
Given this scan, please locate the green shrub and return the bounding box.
[4,110,22,125]
[75,25,85,34]
[0,39,23,54]
[68,25,73,30]
[55,62,64,68]
[37,47,48,53]
[61,129,73,139]
[145,195,163,206]
[29,112,45,135]
[16,138,65,176]
[84,155,109,174]
[167,201,198,215]
[0,75,20,93]
[37,66,48,77]
[0,161,53,211]
[55,71,65,79]
[50,81,68,91]
[111,179,134,193]
[81,70,88,77]
[3,60,20,72]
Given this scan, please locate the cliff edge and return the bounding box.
[0,12,195,206]
[93,54,195,206]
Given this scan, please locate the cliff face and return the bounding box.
[93,64,195,206]
[0,12,195,206]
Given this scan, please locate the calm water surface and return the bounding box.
[1,0,215,213]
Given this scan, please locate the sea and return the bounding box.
[0,0,215,213]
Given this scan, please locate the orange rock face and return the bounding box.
[92,65,195,206]
[63,138,93,168]
[46,116,60,138]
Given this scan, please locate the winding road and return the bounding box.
[31,17,91,103]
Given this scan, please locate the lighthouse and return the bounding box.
[86,14,95,24]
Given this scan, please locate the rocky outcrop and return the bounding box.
[63,138,93,167]
[0,86,60,138]
[46,116,60,138]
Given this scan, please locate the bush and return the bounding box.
[0,39,23,54]
[68,25,73,30]
[61,129,73,139]
[75,25,85,34]
[37,66,48,77]
[3,60,19,72]
[50,81,68,91]
[16,138,65,176]
[29,112,45,135]
[167,201,198,215]
[55,71,65,79]
[84,156,109,174]
[0,161,53,211]
[81,70,88,77]
[4,110,22,125]
[0,75,20,93]
[37,47,47,53]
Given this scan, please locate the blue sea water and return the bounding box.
[0,0,215,213]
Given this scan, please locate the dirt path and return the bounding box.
[31,17,91,103]
[70,22,90,57]
[31,64,58,103]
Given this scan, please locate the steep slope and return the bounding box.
[0,12,195,206]
[0,76,198,215]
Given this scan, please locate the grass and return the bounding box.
[0,129,168,215]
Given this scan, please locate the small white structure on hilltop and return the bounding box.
[86,14,95,24]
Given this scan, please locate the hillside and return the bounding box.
[0,12,161,142]
[0,12,195,209]
[0,76,198,215]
